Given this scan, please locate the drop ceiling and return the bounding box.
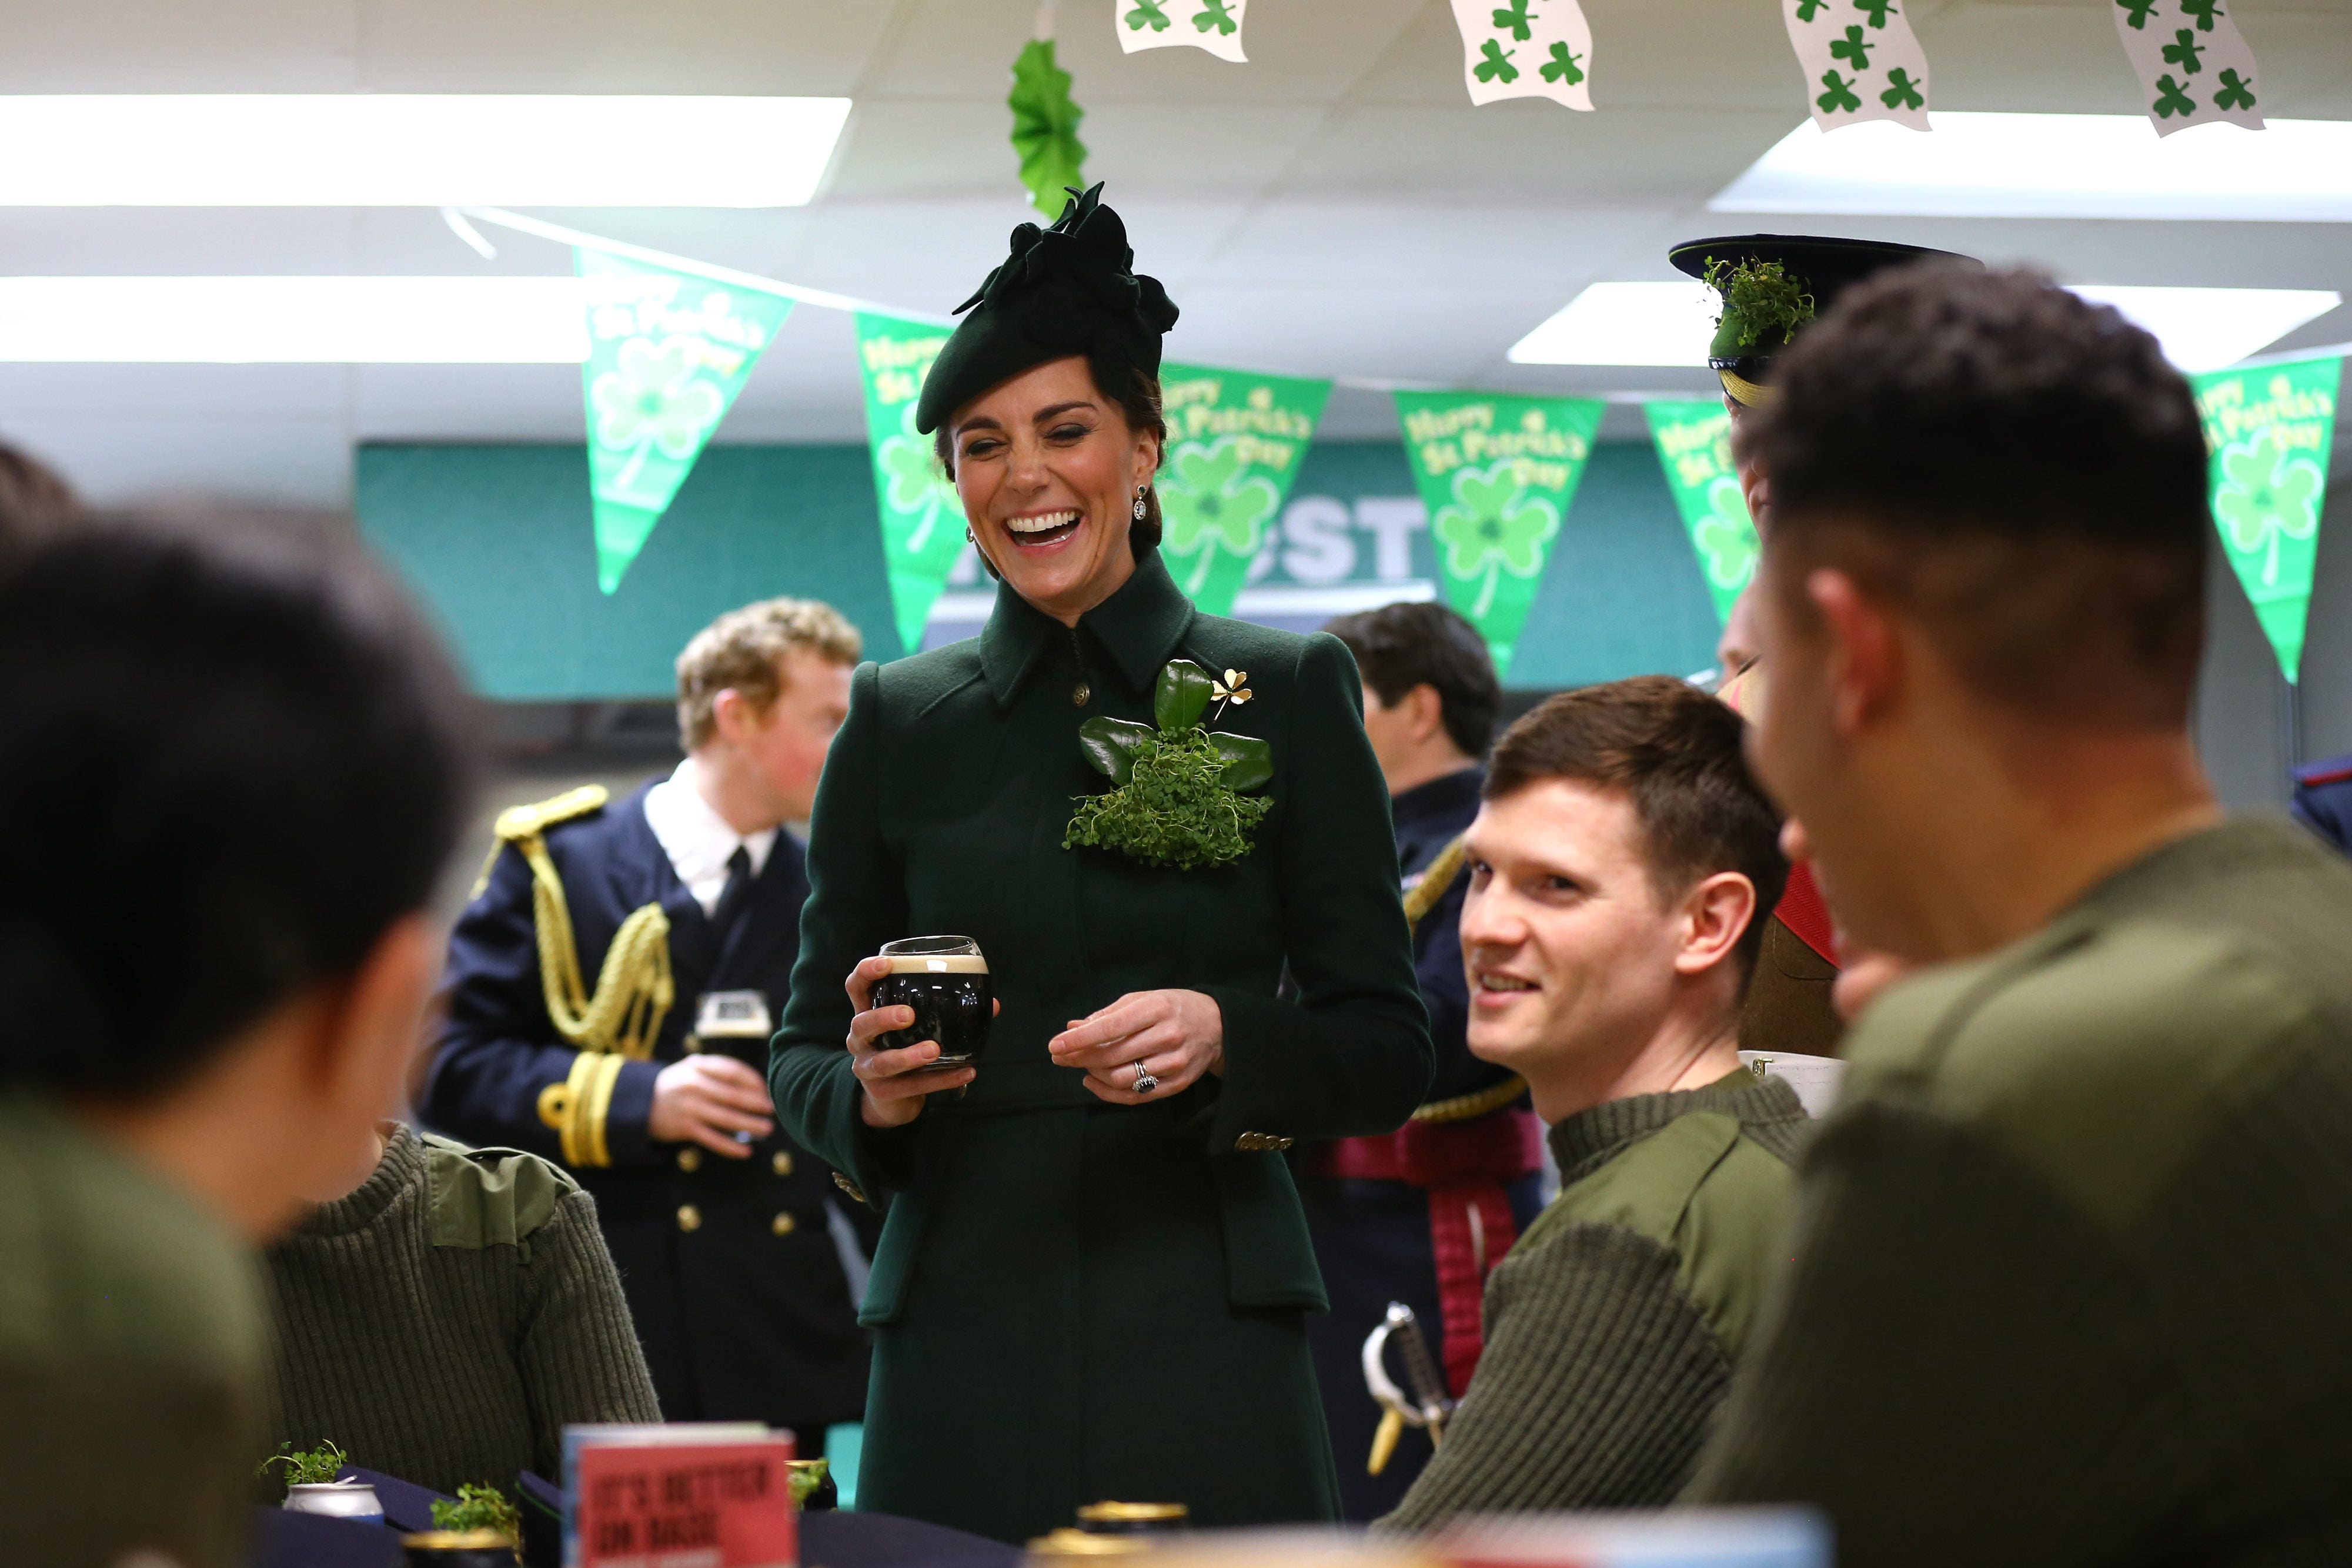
[0,0,2346,506]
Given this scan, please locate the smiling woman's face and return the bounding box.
[947,356,1162,627]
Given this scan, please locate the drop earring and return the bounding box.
[965,527,975,543]
[1132,486,1147,523]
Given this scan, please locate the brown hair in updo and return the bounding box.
[933,366,1167,554]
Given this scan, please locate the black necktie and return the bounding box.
[709,845,754,941]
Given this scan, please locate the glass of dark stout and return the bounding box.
[873,935,993,1069]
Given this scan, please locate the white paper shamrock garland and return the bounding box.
[2109,0,2263,135]
[1448,0,1595,110]
[1779,0,1932,131]
[1114,0,1248,63]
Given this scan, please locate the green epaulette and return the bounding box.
[421,1132,576,1252]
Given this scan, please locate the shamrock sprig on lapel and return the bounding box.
[1064,660,1274,871]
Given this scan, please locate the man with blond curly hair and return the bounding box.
[425,596,874,1447]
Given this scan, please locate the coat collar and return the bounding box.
[978,547,1198,707]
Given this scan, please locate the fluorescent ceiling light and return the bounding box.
[1710,113,2352,222]
[0,96,850,206]
[0,278,599,362]
[1509,280,2340,373]
[1507,282,1715,366]
[2070,286,2340,373]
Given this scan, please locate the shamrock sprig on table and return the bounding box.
[432,1483,523,1539]
[1065,660,1273,871]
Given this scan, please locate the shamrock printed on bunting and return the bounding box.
[1117,0,1249,63]
[2109,0,2263,133]
[1448,0,1595,110]
[574,248,794,595]
[1154,363,1332,616]
[1643,401,1759,628]
[1778,0,1933,132]
[2189,355,2341,683]
[1393,391,1605,677]
[854,311,965,657]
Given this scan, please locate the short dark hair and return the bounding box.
[0,440,78,568]
[935,365,1168,553]
[1324,600,1501,760]
[0,511,476,1099]
[1485,676,1788,981]
[1750,264,2209,727]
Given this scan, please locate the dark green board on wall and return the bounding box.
[356,439,1723,700]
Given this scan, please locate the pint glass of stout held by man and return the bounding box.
[874,935,993,1068]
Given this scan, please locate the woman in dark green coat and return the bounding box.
[769,186,1432,1544]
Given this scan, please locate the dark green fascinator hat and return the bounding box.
[1669,233,1975,407]
[914,182,1180,435]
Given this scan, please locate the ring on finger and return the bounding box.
[1131,1061,1160,1096]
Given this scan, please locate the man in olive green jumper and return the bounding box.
[1379,675,1808,1530]
[1689,265,2352,1563]
[0,512,472,1566]
[264,1124,662,1497]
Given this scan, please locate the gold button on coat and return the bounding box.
[771,1151,794,1178]
[677,1204,701,1232]
[771,1212,797,1236]
[677,1148,702,1172]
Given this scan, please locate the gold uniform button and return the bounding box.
[677,1204,702,1232]
[771,1151,794,1178]
[677,1148,702,1173]
[772,1211,798,1236]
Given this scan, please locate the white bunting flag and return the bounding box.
[2109,0,2263,135]
[1115,0,1248,63]
[1449,0,1594,109]
[1780,0,1932,132]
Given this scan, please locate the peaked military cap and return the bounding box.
[1669,233,1976,407]
[915,182,1180,434]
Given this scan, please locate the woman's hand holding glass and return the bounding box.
[845,954,985,1129]
[1049,989,1225,1104]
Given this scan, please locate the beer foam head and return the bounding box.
[885,952,989,975]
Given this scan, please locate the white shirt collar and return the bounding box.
[641,757,779,919]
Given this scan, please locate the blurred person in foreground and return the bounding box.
[0,511,472,1565]
[262,1117,661,1497]
[424,597,876,1443]
[1687,265,2352,1562]
[1375,676,1805,1531]
[1306,600,1541,1517]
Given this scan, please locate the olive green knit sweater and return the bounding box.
[262,1125,660,1496]
[1378,1070,1809,1532]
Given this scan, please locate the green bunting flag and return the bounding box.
[855,311,964,657]
[1643,400,1759,627]
[1155,363,1332,616]
[576,248,793,594]
[2190,353,2341,683]
[1393,391,1605,677]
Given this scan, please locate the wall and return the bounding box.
[359,442,2350,812]
[357,438,1725,697]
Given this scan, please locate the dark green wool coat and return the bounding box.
[770,549,1433,1544]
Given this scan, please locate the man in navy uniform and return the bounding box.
[2292,753,2352,854]
[423,597,870,1447]
[1306,601,1544,1519]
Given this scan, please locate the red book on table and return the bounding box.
[566,1423,796,1568]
